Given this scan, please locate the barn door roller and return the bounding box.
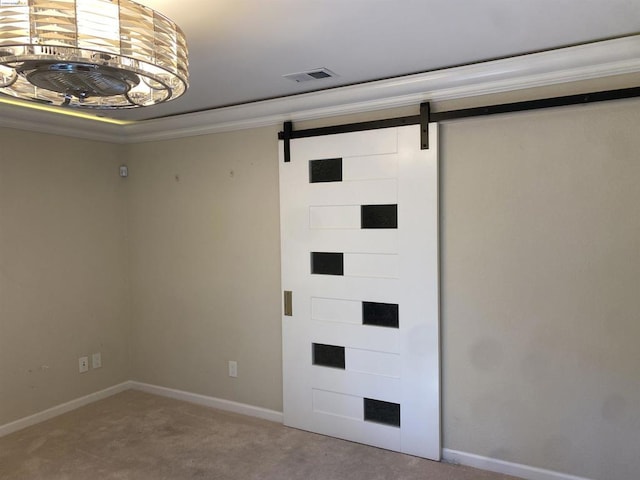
[279,102,432,163]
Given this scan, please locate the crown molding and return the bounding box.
[1,35,639,144]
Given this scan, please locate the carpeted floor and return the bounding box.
[0,390,520,480]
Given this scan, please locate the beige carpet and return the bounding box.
[0,390,520,480]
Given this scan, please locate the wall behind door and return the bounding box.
[440,100,640,480]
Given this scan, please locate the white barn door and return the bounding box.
[279,124,440,459]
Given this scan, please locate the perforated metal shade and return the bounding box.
[0,0,188,109]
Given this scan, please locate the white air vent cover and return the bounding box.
[283,68,339,83]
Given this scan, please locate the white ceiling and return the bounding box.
[101,0,640,122]
[1,0,639,131]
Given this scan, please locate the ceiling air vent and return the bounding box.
[283,68,338,83]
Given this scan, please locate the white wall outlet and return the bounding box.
[79,356,89,373]
[92,352,102,369]
[228,360,238,378]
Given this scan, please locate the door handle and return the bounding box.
[284,290,293,316]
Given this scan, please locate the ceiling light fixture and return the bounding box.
[0,0,188,109]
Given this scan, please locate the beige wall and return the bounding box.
[1,96,638,480]
[440,100,640,480]
[125,127,283,411]
[0,129,130,425]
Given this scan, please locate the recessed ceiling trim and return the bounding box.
[1,35,640,144]
[0,101,126,143]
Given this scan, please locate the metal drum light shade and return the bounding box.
[0,0,188,109]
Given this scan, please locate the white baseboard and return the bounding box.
[442,449,593,480]
[128,381,284,424]
[0,381,282,438]
[0,381,130,438]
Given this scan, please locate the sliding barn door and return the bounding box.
[279,124,440,459]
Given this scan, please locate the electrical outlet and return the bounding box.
[92,352,102,369]
[79,356,89,373]
[228,360,237,378]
